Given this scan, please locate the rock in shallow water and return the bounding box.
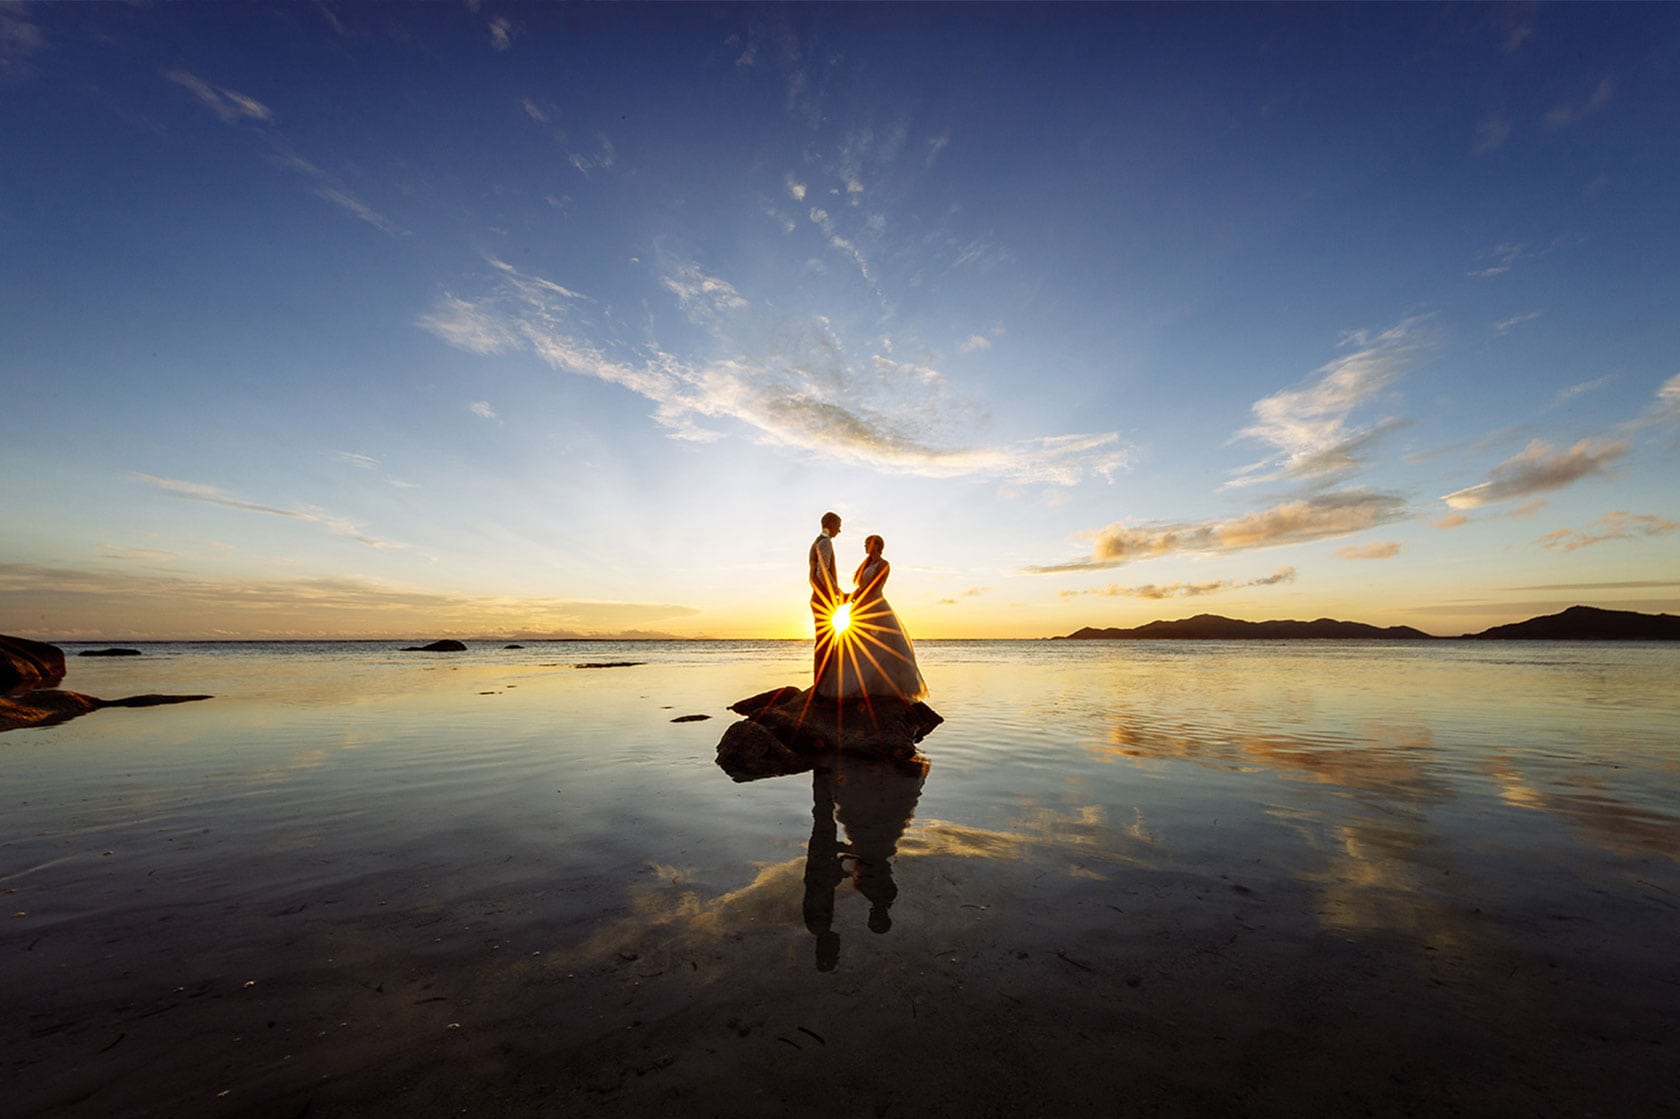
[716,684,942,781]
[1,634,66,691]
[402,639,467,652]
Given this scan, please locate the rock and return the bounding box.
[1,635,66,692]
[715,718,814,782]
[403,639,467,652]
[78,648,143,657]
[503,644,525,649]
[671,713,711,723]
[715,684,943,779]
[574,661,645,669]
[0,690,212,733]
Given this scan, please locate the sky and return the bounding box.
[2,2,1678,641]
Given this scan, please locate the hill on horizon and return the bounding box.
[1057,606,1680,641]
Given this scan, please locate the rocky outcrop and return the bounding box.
[716,684,943,782]
[1061,614,1434,640]
[78,648,143,657]
[1,635,66,691]
[0,690,212,733]
[403,639,467,652]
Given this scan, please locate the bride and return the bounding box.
[816,535,928,702]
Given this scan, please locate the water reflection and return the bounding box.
[801,757,928,971]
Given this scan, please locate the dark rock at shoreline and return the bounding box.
[716,684,943,782]
[671,713,711,723]
[0,690,213,733]
[78,647,143,657]
[1060,614,1434,640]
[403,639,467,652]
[1,634,66,691]
[504,644,525,649]
[1466,605,1680,640]
[575,661,645,669]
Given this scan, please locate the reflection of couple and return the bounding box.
[801,756,929,972]
[808,511,928,702]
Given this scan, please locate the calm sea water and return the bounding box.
[5,639,1678,1115]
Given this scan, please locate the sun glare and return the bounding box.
[830,603,852,633]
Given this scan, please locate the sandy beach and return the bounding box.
[5,641,1678,1115]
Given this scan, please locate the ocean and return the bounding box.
[5,639,1678,1115]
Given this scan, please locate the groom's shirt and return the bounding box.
[809,533,838,601]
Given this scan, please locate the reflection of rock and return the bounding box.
[715,684,942,781]
[1,634,66,691]
[403,639,467,652]
[78,648,143,657]
[0,690,213,733]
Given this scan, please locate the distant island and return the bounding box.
[1056,605,1680,641]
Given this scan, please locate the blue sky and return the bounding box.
[3,2,1678,639]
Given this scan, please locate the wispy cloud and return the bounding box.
[959,334,992,353]
[785,174,807,201]
[1441,438,1626,509]
[1061,567,1297,599]
[1,5,48,79]
[419,259,1127,486]
[1493,309,1543,335]
[313,186,403,235]
[1468,242,1523,278]
[1227,318,1428,489]
[164,69,273,124]
[1472,111,1512,155]
[1432,513,1469,529]
[469,401,497,420]
[1335,542,1401,561]
[1551,376,1610,409]
[1545,77,1614,130]
[488,16,513,52]
[130,473,400,548]
[329,451,379,470]
[1029,490,1408,573]
[568,133,616,175]
[1537,511,1678,553]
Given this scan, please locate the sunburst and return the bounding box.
[812,594,920,705]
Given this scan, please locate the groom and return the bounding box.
[809,511,842,689]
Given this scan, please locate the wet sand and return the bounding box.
[5,642,1679,1115]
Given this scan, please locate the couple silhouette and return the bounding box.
[807,512,927,702]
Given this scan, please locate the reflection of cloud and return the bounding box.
[1536,511,1678,552]
[1061,567,1296,599]
[1033,491,1407,573]
[1335,542,1401,560]
[1442,438,1626,509]
[1486,758,1680,864]
[0,562,698,639]
[420,259,1127,486]
[1228,318,1427,488]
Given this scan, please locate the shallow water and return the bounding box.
[5,640,1679,1115]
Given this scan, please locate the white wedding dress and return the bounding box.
[816,558,928,702]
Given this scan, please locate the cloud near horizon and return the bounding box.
[0,562,699,640]
[1536,511,1678,553]
[131,473,400,548]
[1028,489,1408,573]
[1060,566,1297,599]
[419,258,1128,486]
[1335,542,1402,560]
[1441,438,1626,509]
